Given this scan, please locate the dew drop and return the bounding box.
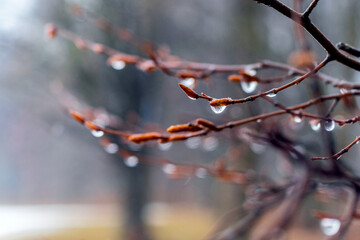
[356,141,359,145]
[187,96,197,101]
[240,81,258,94]
[111,60,126,70]
[202,136,219,151]
[105,143,119,154]
[324,120,335,132]
[246,69,257,76]
[293,116,302,123]
[162,163,176,175]
[309,120,321,132]
[180,78,196,89]
[195,168,207,179]
[158,142,172,151]
[124,156,139,167]
[266,92,277,98]
[320,218,341,236]
[210,105,226,114]
[91,130,104,138]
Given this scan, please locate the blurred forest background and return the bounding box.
[1,0,360,239]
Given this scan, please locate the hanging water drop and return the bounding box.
[246,69,257,76]
[180,78,196,89]
[124,156,139,167]
[293,115,302,123]
[105,143,119,154]
[210,105,226,114]
[240,81,258,94]
[267,92,277,98]
[324,120,335,132]
[91,130,104,138]
[320,218,341,236]
[187,95,197,101]
[111,60,126,70]
[309,120,321,132]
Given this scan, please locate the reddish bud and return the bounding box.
[177,70,198,79]
[210,98,233,107]
[45,23,57,39]
[168,135,189,142]
[196,119,218,131]
[91,44,105,54]
[74,38,87,50]
[178,84,199,100]
[228,74,243,82]
[84,121,102,131]
[136,60,157,72]
[288,50,317,68]
[69,110,85,124]
[167,124,203,133]
[127,132,162,143]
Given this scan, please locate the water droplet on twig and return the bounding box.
[240,81,258,93]
[320,218,341,236]
[293,115,302,123]
[91,130,104,138]
[180,78,196,89]
[309,120,321,132]
[324,120,335,132]
[266,92,277,98]
[111,60,126,70]
[210,105,226,114]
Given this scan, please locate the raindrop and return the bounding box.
[105,143,119,154]
[158,142,172,151]
[195,168,207,178]
[187,95,197,101]
[356,141,359,145]
[162,163,176,175]
[210,105,226,114]
[124,156,139,167]
[185,137,201,149]
[320,218,341,236]
[202,136,219,151]
[240,81,258,94]
[309,120,321,132]
[266,92,277,98]
[324,120,335,132]
[111,60,126,70]
[91,130,104,138]
[256,119,262,123]
[293,115,302,123]
[180,78,196,89]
